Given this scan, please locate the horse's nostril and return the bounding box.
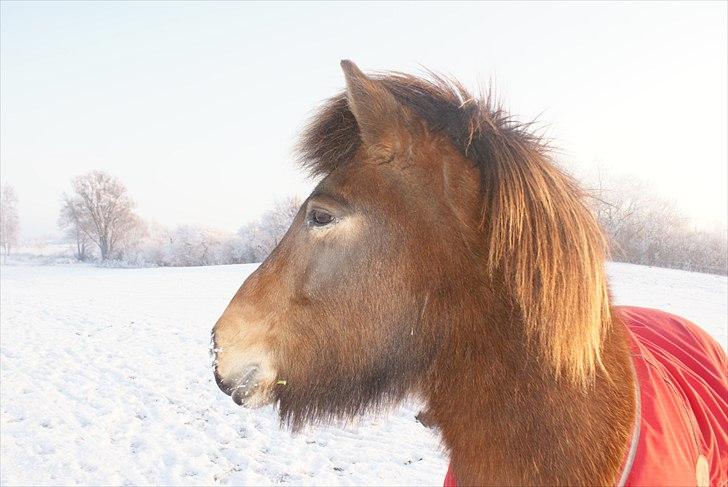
[229,365,261,405]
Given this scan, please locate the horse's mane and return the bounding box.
[297,71,611,385]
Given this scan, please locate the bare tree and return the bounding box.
[0,185,20,257]
[63,171,139,261]
[58,195,91,260]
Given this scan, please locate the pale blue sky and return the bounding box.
[1,1,726,238]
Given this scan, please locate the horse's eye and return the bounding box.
[310,209,335,226]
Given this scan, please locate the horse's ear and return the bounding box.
[340,60,406,145]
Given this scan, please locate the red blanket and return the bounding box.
[443,306,728,486]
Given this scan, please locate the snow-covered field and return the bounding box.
[0,262,725,486]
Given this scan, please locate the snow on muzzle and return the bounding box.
[212,341,279,408]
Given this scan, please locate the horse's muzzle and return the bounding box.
[214,363,269,407]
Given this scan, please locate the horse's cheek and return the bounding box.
[299,236,376,297]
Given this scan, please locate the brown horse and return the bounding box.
[212,61,727,486]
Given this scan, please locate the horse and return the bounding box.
[211,61,727,486]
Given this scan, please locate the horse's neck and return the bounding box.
[426,310,635,486]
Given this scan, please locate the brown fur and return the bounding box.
[212,61,635,485]
[298,67,611,385]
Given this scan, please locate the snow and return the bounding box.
[608,262,727,347]
[1,262,726,486]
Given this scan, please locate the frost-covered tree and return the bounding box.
[264,196,302,240]
[58,195,91,260]
[63,171,139,261]
[162,225,235,267]
[584,169,727,275]
[236,196,302,263]
[0,185,19,257]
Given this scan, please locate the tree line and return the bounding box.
[586,172,727,275]
[0,170,726,275]
[56,171,300,267]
